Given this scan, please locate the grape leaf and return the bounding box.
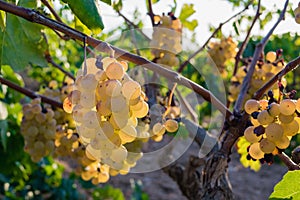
[179,4,198,31]
[92,185,125,200]
[0,11,5,31]
[100,0,111,5]
[269,171,300,200]
[0,0,47,70]
[62,0,104,34]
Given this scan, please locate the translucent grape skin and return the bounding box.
[279,99,296,116]
[244,126,262,143]
[265,123,283,142]
[244,99,260,114]
[259,138,276,153]
[249,142,264,160]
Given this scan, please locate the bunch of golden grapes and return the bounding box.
[228,50,286,103]
[294,2,300,24]
[150,13,182,68]
[41,78,76,128]
[21,98,56,162]
[63,57,150,182]
[243,98,300,163]
[149,99,180,142]
[207,36,238,76]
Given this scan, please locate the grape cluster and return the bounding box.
[228,50,286,103]
[64,57,149,182]
[207,37,238,77]
[150,13,182,68]
[294,3,300,24]
[21,98,57,162]
[243,98,300,163]
[149,104,180,142]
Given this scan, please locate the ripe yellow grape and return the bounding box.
[118,125,137,144]
[111,95,127,113]
[279,113,294,124]
[79,91,96,109]
[275,136,290,149]
[244,126,262,143]
[164,119,179,133]
[121,80,141,100]
[95,70,107,81]
[152,135,163,142]
[296,98,300,113]
[131,101,149,118]
[109,113,128,129]
[282,120,299,136]
[80,74,98,91]
[105,62,125,80]
[279,99,296,116]
[257,110,274,125]
[105,79,122,97]
[96,99,112,117]
[110,145,128,162]
[249,142,264,159]
[265,123,283,142]
[101,57,116,70]
[265,51,277,63]
[63,97,73,114]
[82,111,99,129]
[152,123,166,136]
[268,103,280,117]
[244,99,260,114]
[259,138,276,153]
[86,144,102,160]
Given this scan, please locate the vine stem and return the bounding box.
[0,1,232,118]
[147,0,155,26]
[0,77,63,108]
[41,0,62,23]
[277,152,300,171]
[234,0,289,113]
[117,11,150,41]
[177,1,252,73]
[233,0,261,75]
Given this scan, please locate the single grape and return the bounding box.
[279,99,296,116]
[257,110,274,125]
[259,138,276,153]
[275,136,290,149]
[244,99,260,114]
[265,123,283,142]
[249,142,264,160]
[105,62,125,80]
[164,119,179,133]
[244,126,262,143]
[268,103,280,117]
[265,51,277,63]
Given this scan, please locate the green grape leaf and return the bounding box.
[63,0,104,34]
[0,120,8,151]
[112,0,123,11]
[179,4,198,31]
[269,171,300,200]
[74,16,92,35]
[100,0,111,5]
[92,185,125,200]
[0,0,47,70]
[233,21,240,36]
[179,4,196,20]
[0,11,6,31]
